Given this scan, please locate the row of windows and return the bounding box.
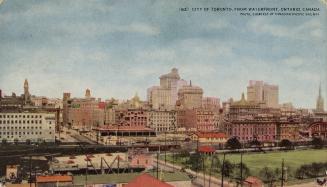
[0,120,43,124]
[0,134,52,139]
[0,126,46,129]
[0,114,42,119]
[0,131,49,135]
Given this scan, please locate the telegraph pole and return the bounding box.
[29,156,32,187]
[157,152,159,179]
[240,152,243,187]
[164,132,167,165]
[281,159,285,187]
[203,156,206,187]
[221,153,225,187]
[209,153,214,187]
[85,160,88,185]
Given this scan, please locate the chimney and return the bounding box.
[0,89,2,99]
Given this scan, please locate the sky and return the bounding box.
[0,0,326,108]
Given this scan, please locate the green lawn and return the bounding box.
[221,149,327,175]
[161,149,327,184]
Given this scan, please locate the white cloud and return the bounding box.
[281,56,304,67]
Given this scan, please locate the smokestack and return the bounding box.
[0,89,2,99]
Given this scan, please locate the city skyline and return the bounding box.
[0,0,326,108]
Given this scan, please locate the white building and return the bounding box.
[0,112,56,142]
[177,81,203,109]
[147,110,177,133]
[247,80,279,108]
[147,68,187,110]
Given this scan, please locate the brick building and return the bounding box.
[116,109,148,128]
[226,120,277,143]
[177,108,217,132]
[63,89,105,130]
[308,122,327,139]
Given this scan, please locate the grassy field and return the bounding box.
[162,149,327,184]
[220,149,327,174]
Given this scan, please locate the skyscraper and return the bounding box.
[23,79,31,105]
[147,68,187,109]
[177,80,203,109]
[316,83,324,112]
[247,80,279,108]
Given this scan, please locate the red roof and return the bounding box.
[124,173,173,187]
[198,146,215,153]
[36,175,73,183]
[195,132,226,139]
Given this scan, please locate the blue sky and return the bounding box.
[0,0,326,108]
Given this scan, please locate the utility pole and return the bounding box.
[209,154,214,187]
[117,155,120,174]
[221,153,226,187]
[29,156,32,187]
[196,135,199,152]
[164,131,167,165]
[157,152,159,179]
[203,156,206,187]
[85,160,88,186]
[240,152,243,187]
[281,159,285,187]
[34,166,39,187]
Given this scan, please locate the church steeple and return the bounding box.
[316,82,324,112]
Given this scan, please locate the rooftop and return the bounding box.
[73,171,190,185]
[198,146,215,153]
[125,173,173,187]
[36,175,73,183]
[159,68,180,80]
[195,132,227,139]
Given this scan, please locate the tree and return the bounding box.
[179,149,190,158]
[188,152,201,171]
[280,139,293,150]
[211,154,222,173]
[26,139,31,145]
[249,139,261,147]
[14,138,19,145]
[226,137,242,150]
[233,162,251,182]
[295,165,307,179]
[1,139,7,145]
[311,137,324,149]
[222,160,234,178]
[259,167,278,187]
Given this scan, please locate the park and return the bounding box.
[162,148,327,185]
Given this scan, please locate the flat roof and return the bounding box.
[36,175,73,183]
[95,126,155,132]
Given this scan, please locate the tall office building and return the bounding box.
[147,68,187,109]
[316,83,324,112]
[247,80,279,108]
[177,81,203,109]
[23,79,31,105]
